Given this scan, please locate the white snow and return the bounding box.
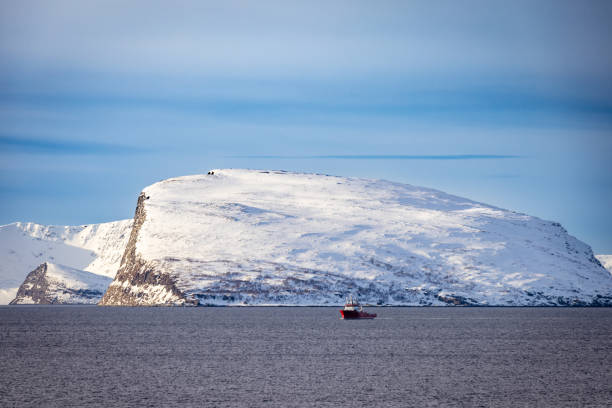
[596,255,612,274]
[45,262,111,292]
[0,288,19,305]
[129,169,612,305]
[0,220,132,304]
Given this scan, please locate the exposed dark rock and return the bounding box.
[436,294,479,306]
[10,263,51,304]
[99,193,185,306]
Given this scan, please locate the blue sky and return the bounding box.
[1,0,611,252]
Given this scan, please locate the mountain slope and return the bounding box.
[0,220,132,304]
[10,262,111,304]
[100,169,612,306]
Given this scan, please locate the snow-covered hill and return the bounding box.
[100,169,612,306]
[0,220,132,304]
[597,255,612,274]
[10,262,112,304]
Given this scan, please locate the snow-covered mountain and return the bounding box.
[597,255,612,274]
[10,262,112,304]
[0,220,132,304]
[100,169,612,306]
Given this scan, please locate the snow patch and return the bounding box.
[0,288,18,305]
[596,255,612,274]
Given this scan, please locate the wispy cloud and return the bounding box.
[0,135,148,155]
[231,154,522,160]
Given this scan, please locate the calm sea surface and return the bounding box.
[1,307,611,407]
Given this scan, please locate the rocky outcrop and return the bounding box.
[10,262,111,304]
[98,193,185,306]
[10,264,51,304]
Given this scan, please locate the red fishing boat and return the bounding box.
[340,295,377,319]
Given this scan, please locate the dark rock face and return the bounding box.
[99,193,185,306]
[10,263,51,304]
[437,294,478,306]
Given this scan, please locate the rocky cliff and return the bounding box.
[99,193,184,305]
[10,262,111,304]
[99,169,612,306]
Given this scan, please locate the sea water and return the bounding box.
[1,306,611,407]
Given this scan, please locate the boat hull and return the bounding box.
[340,310,377,319]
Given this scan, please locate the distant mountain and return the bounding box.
[100,169,612,306]
[597,255,612,274]
[0,220,132,304]
[10,262,111,304]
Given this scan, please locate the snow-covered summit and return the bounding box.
[0,219,132,303]
[101,169,612,306]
